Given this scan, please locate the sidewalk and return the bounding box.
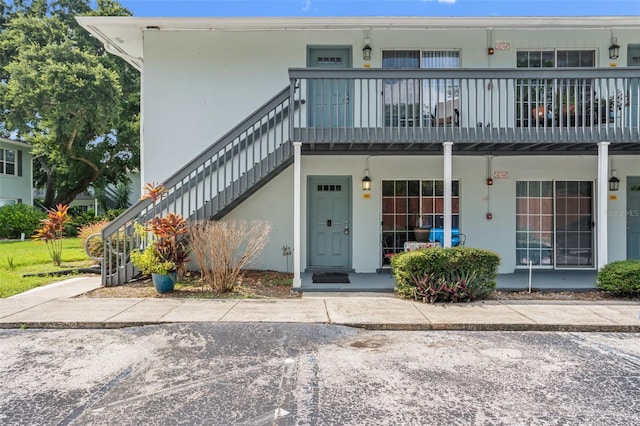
[1,276,639,332]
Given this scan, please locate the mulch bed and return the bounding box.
[78,270,637,301]
[79,270,300,299]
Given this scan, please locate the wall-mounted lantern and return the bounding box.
[609,167,620,191]
[609,36,620,60]
[362,44,372,61]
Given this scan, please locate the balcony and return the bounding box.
[289,68,640,154]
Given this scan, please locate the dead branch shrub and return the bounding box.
[189,220,271,293]
[78,219,111,261]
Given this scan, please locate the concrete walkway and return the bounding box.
[1,276,639,332]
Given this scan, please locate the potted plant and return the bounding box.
[414,215,431,242]
[131,183,190,293]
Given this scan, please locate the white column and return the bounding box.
[443,142,453,248]
[597,142,609,269]
[293,142,302,288]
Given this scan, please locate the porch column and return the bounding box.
[443,142,453,248]
[293,142,302,288]
[596,142,610,269]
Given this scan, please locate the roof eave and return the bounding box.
[76,15,640,69]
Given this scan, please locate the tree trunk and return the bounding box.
[43,174,57,209]
[53,176,95,207]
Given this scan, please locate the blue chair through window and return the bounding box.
[428,228,465,247]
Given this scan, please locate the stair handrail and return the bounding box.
[102,85,292,236]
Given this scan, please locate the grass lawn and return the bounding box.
[0,238,96,298]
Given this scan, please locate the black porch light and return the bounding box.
[362,44,372,61]
[609,175,620,191]
[609,41,620,60]
[362,173,371,191]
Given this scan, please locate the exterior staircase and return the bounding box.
[100,86,297,286]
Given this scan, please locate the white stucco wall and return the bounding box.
[221,154,637,274]
[140,26,636,184]
[138,25,639,273]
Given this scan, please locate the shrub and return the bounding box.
[105,208,126,221]
[392,249,449,298]
[189,220,271,293]
[392,246,501,302]
[130,183,190,278]
[130,241,176,275]
[65,210,100,237]
[446,246,501,285]
[413,270,492,303]
[78,219,111,261]
[597,260,640,296]
[0,203,46,239]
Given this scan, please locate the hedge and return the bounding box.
[0,204,46,239]
[391,246,501,301]
[597,260,640,296]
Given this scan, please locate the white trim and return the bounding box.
[0,138,33,150]
[76,16,640,70]
[293,142,302,288]
[597,142,609,269]
[76,16,640,32]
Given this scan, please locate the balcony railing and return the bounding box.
[289,68,640,146]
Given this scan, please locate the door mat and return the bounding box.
[312,272,350,283]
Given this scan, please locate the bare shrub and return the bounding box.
[189,220,271,293]
[78,219,111,261]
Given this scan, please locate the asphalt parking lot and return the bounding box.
[1,324,639,425]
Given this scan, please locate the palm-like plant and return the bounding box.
[131,183,190,278]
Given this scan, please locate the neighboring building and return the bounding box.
[77,16,640,288]
[34,187,98,212]
[0,137,33,207]
[33,172,141,214]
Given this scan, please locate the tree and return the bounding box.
[0,0,140,208]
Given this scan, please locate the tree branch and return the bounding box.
[66,128,100,181]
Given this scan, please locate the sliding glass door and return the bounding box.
[516,180,594,269]
[382,50,460,128]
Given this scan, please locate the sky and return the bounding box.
[114,0,640,17]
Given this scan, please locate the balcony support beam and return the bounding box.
[597,141,610,269]
[443,142,453,248]
[293,141,302,288]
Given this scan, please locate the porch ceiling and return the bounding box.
[301,141,640,156]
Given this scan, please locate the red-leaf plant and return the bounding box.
[33,204,70,266]
[412,270,484,303]
[133,183,190,277]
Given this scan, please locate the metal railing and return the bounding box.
[289,68,640,145]
[100,86,295,286]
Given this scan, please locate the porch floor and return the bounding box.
[496,269,598,291]
[299,271,395,293]
[298,269,598,293]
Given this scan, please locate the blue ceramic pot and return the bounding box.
[151,271,176,293]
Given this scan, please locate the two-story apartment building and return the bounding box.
[77,16,640,289]
[0,137,33,207]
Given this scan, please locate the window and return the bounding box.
[0,149,16,175]
[555,181,594,267]
[516,50,595,68]
[516,180,593,268]
[0,199,18,207]
[382,50,460,127]
[382,179,460,261]
[516,181,554,267]
[516,49,596,127]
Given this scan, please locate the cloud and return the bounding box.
[302,0,312,12]
[422,0,458,3]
